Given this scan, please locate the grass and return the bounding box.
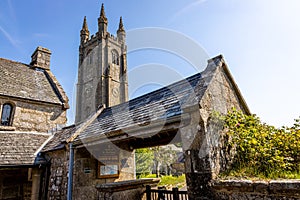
[139,174,186,188]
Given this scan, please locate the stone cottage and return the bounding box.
[40,5,250,200]
[0,47,69,200]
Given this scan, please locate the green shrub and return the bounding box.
[223,108,300,179]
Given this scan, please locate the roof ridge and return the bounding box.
[0,57,69,108]
[0,57,31,68]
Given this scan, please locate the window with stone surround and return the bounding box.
[1,103,14,126]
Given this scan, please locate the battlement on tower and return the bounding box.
[79,3,126,48]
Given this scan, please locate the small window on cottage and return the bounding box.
[112,50,119,65]
[1,103,13,126]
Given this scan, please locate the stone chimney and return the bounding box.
[30,46,51,70]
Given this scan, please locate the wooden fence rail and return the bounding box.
[146,185,188,200]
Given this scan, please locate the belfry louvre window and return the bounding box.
[1,103,13,126]
[112,50,119,65]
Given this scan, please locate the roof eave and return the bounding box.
[221,59,251,115]
[0,93,63,107]
[44,70,70,110]
[0,164,37,168]
[73,112,192,148]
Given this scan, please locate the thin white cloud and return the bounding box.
[7,0,17,22]
[169,0,208,23]
[0,25,19,48]
[0,0,19,49]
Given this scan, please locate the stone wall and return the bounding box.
[212,180,300,200]
[73,147,99,200]
[0,96,67,132]
[180,63,249,199]
[98,188,145,200]
[46,144,135,200]
[96,179,160,200]
[47,149,69,200]
[116,147,135,181]
[202,61,250,178]
[73,146,135,200]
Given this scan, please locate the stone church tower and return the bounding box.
[76,4,128,123]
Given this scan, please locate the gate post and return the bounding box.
[172,187,179,200]
[157,187,165,200]
[146,185,151,200]
[180,109,216,199]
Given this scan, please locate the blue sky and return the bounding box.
[1,0,300,127]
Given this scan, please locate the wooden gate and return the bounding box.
[146,185,188,200]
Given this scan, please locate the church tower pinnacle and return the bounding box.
[98,3,108,37]
[117,17,125,32]
[76,4,128,124]
[80,16,90,44]
[117,17,126,42]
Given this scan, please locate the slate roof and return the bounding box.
[42,125,77,152]
[0,132,50,166]
[43,55,249,150]
[0,58,69,107]
[43,58,216,151]
[71,56,225,145]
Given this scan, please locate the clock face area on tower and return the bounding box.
[112,88,119,98]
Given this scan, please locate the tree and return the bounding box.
[135,148,154,177]
[152,145,178,177]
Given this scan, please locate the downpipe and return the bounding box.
[67,143,74,200]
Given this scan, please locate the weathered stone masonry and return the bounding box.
[212,179,300,200]
[0,96,66,132]
[47,149,69,200]
[179,57,249,199]
[42,124,136,200]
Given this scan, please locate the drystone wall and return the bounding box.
[212,179,300,200]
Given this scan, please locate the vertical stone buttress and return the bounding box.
[75,4,128,123]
